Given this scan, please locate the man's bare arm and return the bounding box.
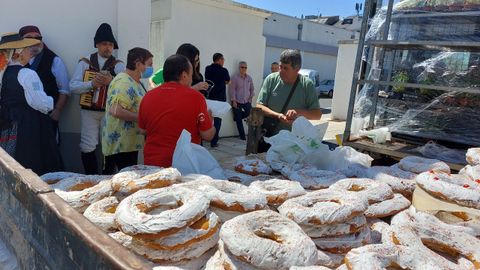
[295,108,322,120]
[256,103,282,118]
[256,104,290,124]
[200,127,216,141]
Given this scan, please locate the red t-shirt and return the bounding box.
[138,82,213,167]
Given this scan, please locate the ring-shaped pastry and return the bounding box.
[115,186,209,239]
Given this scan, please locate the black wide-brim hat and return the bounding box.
[94,23,118,50]
[0,32,40,50]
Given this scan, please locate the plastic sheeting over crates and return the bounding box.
[351,0,480,147]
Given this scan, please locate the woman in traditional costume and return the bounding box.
[0,32,62,175]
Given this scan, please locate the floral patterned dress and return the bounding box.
[101,73,146,156]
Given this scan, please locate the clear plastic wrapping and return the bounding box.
[352,0,480,147]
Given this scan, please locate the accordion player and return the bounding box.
[79,69,110,110]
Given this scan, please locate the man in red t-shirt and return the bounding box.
[138,54,215,167]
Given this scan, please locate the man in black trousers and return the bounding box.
[205,53,230,147]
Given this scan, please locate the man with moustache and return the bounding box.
[19,25,70,148]
[70,23,125,174]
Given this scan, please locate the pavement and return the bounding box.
[206,98,346,161]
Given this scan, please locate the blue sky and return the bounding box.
[235,0,363,18]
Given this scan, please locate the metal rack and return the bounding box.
[343,0,480,165]
[367,41,480,52]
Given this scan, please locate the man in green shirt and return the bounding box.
[257,49,322,140]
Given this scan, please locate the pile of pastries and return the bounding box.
[39,148,480,269]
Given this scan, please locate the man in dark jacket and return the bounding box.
[205,53,230,147]
[19,25,70,147]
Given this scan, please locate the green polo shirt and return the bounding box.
[257,72,320,134]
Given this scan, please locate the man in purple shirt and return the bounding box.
[229,61,254,140]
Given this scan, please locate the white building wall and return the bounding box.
[264,47,285,74]
[263,14,301,40]
[302,52,338,81]
[331,40,359,121]
[302,20,354,47]
[151,0,269,137]
[117,0,151,59]
[265,48,338,82]
[264,13,354,44]
[262,12,355,81]
[0,0,151,172]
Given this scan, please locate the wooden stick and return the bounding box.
[246,107,264,155]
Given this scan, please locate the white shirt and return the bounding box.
[28,55,70,95]
[69,53,125,95]
[8,63,54,114]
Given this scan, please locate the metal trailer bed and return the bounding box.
[0,148,153,269]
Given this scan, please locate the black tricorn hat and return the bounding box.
[94,23,118,49]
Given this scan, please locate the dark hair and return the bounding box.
[163,54,191,82]
[271,62,279,65]
[280,49,302,70]
[126,47,153,70]
[176,43,201,81]
[213,53,223,62]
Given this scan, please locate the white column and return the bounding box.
[150,21,165,73]
[331,40,359,120]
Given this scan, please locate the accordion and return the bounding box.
[79,70,108,110]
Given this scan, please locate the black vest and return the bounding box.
[0,65,27,109]
[27,48,59,104]
[86,53,119,76]
[78,53,121,111]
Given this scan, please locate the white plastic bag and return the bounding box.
[264,117,372,176]
[328,146,373,175]
[304,146,372,176]
[412,141,466,164]
[172,130,225,179]
[265,117,328,164]
[206,100,231,118]
[358,127,391,144]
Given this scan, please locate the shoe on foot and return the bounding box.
[210,143,219,148]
